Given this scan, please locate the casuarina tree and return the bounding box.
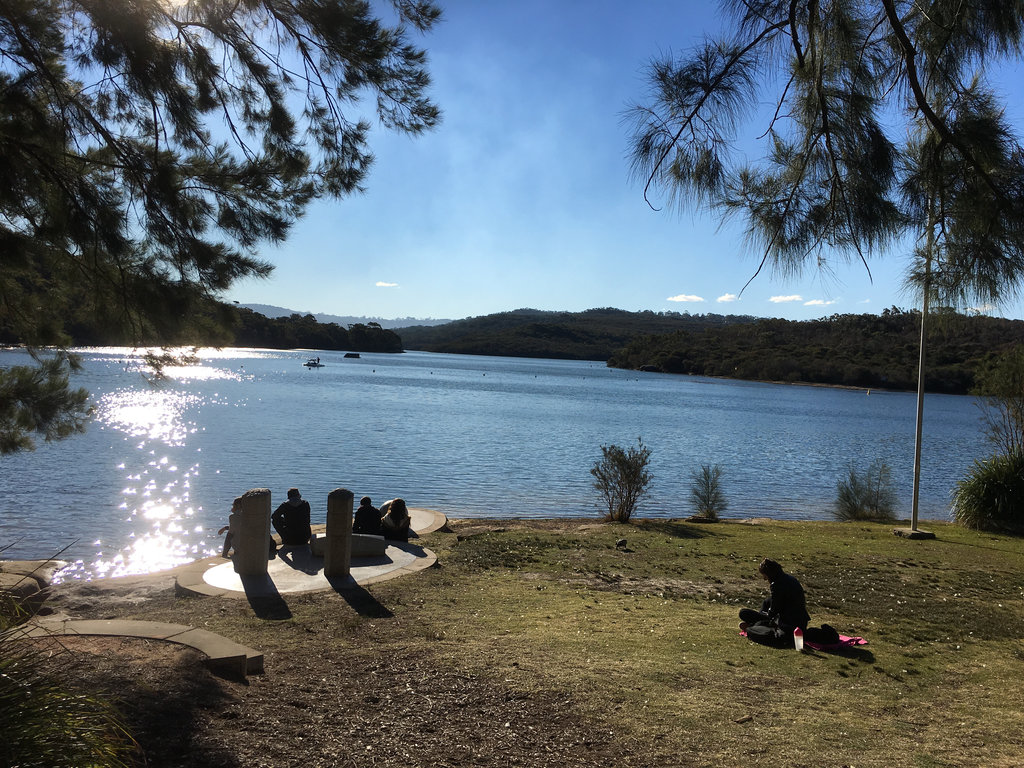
[627,0,1024,529]
[0,0,440,452]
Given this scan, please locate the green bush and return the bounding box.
[591,438,653,523]
[689,464,726,520]
[833,460,897,521]
[951,450,1024,534]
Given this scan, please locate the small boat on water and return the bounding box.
[303,358,324,368]
[344,352,360,359]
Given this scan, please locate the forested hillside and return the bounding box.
[608,308,1024,393]
[7,304,403,353]
[395,308,756,360]
[229,308,402,352]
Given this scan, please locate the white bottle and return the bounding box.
[793,626,804,651]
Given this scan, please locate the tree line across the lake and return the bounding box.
[396,306,1024,395]
[607,307,1024,394]
[12,301,1021,394]
[393,307,758,360]
[1,304,402,354]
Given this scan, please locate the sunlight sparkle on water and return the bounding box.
[97,389,202,445]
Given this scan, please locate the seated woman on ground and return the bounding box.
[353,496,383,536]
[379,498,412,541]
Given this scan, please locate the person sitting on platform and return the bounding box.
[353,496,383,535]
[379,497,412,542]
[271,487,312,546]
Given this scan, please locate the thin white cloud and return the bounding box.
[717,293,738,303]
[857,298,872,304]
[769,294,803,303]
[804,298,838,307]
[667,294,705,303]
[376,281,399,288]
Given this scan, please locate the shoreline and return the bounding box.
[4,514,953,591]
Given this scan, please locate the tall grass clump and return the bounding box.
[591,438,652,523]
[689,464,726,520]
[1,574,136,767]
[833,460,896,521]
[951,451,1024,534]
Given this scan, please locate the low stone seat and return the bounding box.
[310,532,386,558]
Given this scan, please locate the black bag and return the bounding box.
[745,622,791,648]
[804,623,840,645]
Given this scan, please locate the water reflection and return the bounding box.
[55,455,213,582]
[97,389,200,445]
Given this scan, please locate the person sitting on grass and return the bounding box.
[379,498,412,542]
[353,496,383,535]
[739,558,810,647]
[271,487,312,546]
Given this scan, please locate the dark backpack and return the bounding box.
[804,624,841,645]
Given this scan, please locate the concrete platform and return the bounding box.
[175,506,445,598]
[17,508,448,679]
[18,619,264,679]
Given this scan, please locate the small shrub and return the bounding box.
[833,460,896,521]
[689,464,726,520]
[951,450,1024,534]
[591,438,653,523]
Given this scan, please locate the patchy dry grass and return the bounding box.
[42,518,1024,768]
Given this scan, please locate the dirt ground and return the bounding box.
[33,524,644,768]
[45,628,631,768]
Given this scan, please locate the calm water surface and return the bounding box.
[0,347,989,579]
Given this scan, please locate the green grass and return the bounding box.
[107,518,1024,767]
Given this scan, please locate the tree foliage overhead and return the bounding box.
[627,0,1024,305]
[0,0,440,451]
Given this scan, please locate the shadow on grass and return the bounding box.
[806,646,876,663]
[81,648,242,768]
[327,577,394,618]
[637,519,712,539]
[239,574,292,620]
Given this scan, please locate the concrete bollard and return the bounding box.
[323,488,354,578]
[230,488,272,576]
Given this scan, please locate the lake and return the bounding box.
[0,347,989,580]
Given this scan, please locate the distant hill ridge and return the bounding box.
[240,303,452,329]
[393,307,757,360]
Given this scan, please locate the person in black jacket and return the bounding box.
[352,496,383,535]
[271,487,312,546]
[739,558,810,647]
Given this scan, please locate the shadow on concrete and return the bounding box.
[239,574,292,620]
[327,576,394,618]
[393,541,428,558]
[277,545,323,575]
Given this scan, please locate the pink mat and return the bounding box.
[805,635,867,651]
[738,631,868,651]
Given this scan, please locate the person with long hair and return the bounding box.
[379,497,411,541]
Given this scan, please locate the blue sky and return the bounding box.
[225,1,1024,323]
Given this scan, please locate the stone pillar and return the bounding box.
[230,488,271,576]
[323,488,354,578]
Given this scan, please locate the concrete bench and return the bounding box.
[310,532,386,558]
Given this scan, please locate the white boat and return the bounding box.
[303,358,324,367]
